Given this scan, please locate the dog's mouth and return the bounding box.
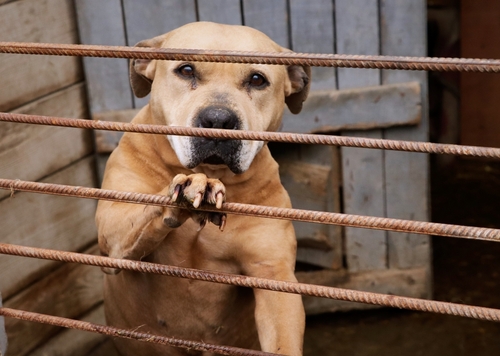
[188,137,243,174]
[202,155,226,165]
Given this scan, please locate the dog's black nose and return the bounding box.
[196,106,240,130]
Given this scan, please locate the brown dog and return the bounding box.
[96,22,311,355]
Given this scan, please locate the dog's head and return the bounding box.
[130,22,310,174]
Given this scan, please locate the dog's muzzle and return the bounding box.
[188,106,244,173]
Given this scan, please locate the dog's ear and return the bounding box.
[285,65,311,114]
[129,36,164,98]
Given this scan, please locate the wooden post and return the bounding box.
[336,0,387,272]
[381,0,431,271]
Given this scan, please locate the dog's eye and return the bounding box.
[248,73,268,88]
[177,64,195,78]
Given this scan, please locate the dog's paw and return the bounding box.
[167,173,226,231]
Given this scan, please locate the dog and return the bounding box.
[95,22,311,355]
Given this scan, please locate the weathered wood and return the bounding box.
[0,83,92,200]
[122,0,197,109]
[381,0,431,271]
[86,339,119,356]
[122,0,197,45]
[74,0,133,113]
[93,109,139,154]
[335,0,386,272]
[0,0,82,112]
[0,157,98,299]
[4,245,103,356]
[296,267,430,315]
[30,304,107,356]
[342,131,387,271]
[335,0,380,89]
[0,294,6,356]
[282,82,421,134]
[289,0,336,91]
[242,0,289,47]
[197,0,242,25]
[271,143,342,269]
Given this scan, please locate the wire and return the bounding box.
[2,112,500,159]
[0,41,499,72]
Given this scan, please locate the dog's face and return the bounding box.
[130,22,310,174]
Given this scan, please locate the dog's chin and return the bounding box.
[188,154,244,174]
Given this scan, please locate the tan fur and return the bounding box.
[96,22,310,355]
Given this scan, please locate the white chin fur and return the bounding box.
[167,135,193,168]
[237,140,264,173]
[167,135,263,173]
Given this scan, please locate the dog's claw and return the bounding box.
[193,192,203,209]
[215,192,224,209]
[171,185,181,202]
[168,173,227,230]
[219,214,227,231]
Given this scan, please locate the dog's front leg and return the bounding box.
[254,275,305,356]
[96,173,225,273]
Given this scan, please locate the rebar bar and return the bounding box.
[2,112,500,159]
[1,178,500,243]
[0,307,277,356]
[1,41,500,72]
[1,242,500,323]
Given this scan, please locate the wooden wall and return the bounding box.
[0,0,104,354]
[0,0,431,354]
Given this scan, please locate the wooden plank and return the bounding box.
[281,82,421,133]
[335,0,386,272]
[271,143,343,269]
[0,83,92,200]
[342,131,387,271]
[0,0,82,111]
[381,0,431,270]
[122,0,197,45]
[0,157,98,299]
[30,304,107,356]
[460,0,500,147]
[296,267,430,315]
[122,0,197,108]
[335,0,380,89]
[289,0,336,91]
[74,0,133,114]
[4,245,103,356]
[242,0,289,47]
[93,109,139,154]
[197,0,242,25]
[0,294,6,356]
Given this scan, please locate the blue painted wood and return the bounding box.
[336,0,387,272]
[381,0,430,270]
[74,0,133,114]
[197,0,242,25]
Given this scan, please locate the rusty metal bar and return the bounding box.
[1,178,500,242]
[1,242,500,323]
[0,41,500,72]
[2,112,500,159]
[0,307,276,356]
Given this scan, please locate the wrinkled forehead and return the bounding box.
[160,22,283,52]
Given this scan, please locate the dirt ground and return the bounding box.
[303,157,500,356]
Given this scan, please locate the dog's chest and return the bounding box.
[153,220,238,272]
